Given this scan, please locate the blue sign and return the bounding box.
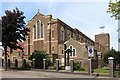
[88,46,94,57]
[89,49,92,54]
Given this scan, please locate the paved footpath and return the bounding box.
[2,70,93,78]
[2,70,120,80]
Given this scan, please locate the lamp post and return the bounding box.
[64,48,72,66]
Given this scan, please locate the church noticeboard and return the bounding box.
[88,46,94,57]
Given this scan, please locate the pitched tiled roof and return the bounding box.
[17,42,24,48]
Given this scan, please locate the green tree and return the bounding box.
[103,49,120,66]
[29,50,51,69]
[107,0,120,20]
[2,7,29,70]
[107,0,120,42]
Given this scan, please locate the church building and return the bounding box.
[24,11,96,70]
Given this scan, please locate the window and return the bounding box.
[70,46,72,56]
[61,27,64,41]
[67,30,70,40]
[99,39,104,43]
[62,50,63,54]
[52,30,54,38]
[37,21,40,39]
[52,46,54,51]
[34,25,36,39]
[73,49,75,56]
[41,24,43,38]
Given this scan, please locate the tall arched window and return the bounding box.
[34,25,36,39]
[37,21,40,39]
[52,30,54,38]
[70,46,72,56]
[61,27,64,41]
[73,49,75,56]
[41,24,43,38]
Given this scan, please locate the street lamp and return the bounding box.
[64,48,72,66]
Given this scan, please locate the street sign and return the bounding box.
[88,46,94,57]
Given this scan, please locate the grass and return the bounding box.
[75,70,88,73]
[93,68,109,74]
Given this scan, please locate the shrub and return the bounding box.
[26,62,32,68]
[73,61,84,71]
[48,65,56,70]
[28,50,51,69]
[48,65,62,70]
[74,62,79,70]
[78,67,85,71]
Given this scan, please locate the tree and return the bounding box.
[107,0,120,20]
[107,0,120,42]
[2,7,29,70]
[103,49,120,66]
[29,50,51,69]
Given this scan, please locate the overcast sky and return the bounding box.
[1,0,118,50]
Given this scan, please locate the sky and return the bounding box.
[0,0,118,51]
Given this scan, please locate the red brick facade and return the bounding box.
[95,33,110,56]
[24,12,94,63]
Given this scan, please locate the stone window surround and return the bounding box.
[33,20,44,41]
[69,45,77,57]
[61,27,64,41]
[52,29,54,39]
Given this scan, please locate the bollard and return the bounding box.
[108,57,114,77]
[88,59,92,76]
[2,59,4,67]
[8,59,10,69]
[15,59,18,69]
[56,59,59,72]
[70,59,74,73]
[43,59,46,71]
[23,59,26,68]
[32,58,35,69]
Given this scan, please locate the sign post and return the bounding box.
[88,59,92,76]
[88,46,94,76]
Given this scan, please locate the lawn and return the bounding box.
[75,70,88,73]
[93,68,109,74]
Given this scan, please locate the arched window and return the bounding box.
[73,49,75,56]
[61,27,64,41]
[37,21,40,39]
[41,24,43,38]
[34,25,36,39]
[67,30,70,40]
[52,30,54,38]
[70,46,72,56]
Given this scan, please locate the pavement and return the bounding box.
[2,70,93,78]
[1,69,120,80]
